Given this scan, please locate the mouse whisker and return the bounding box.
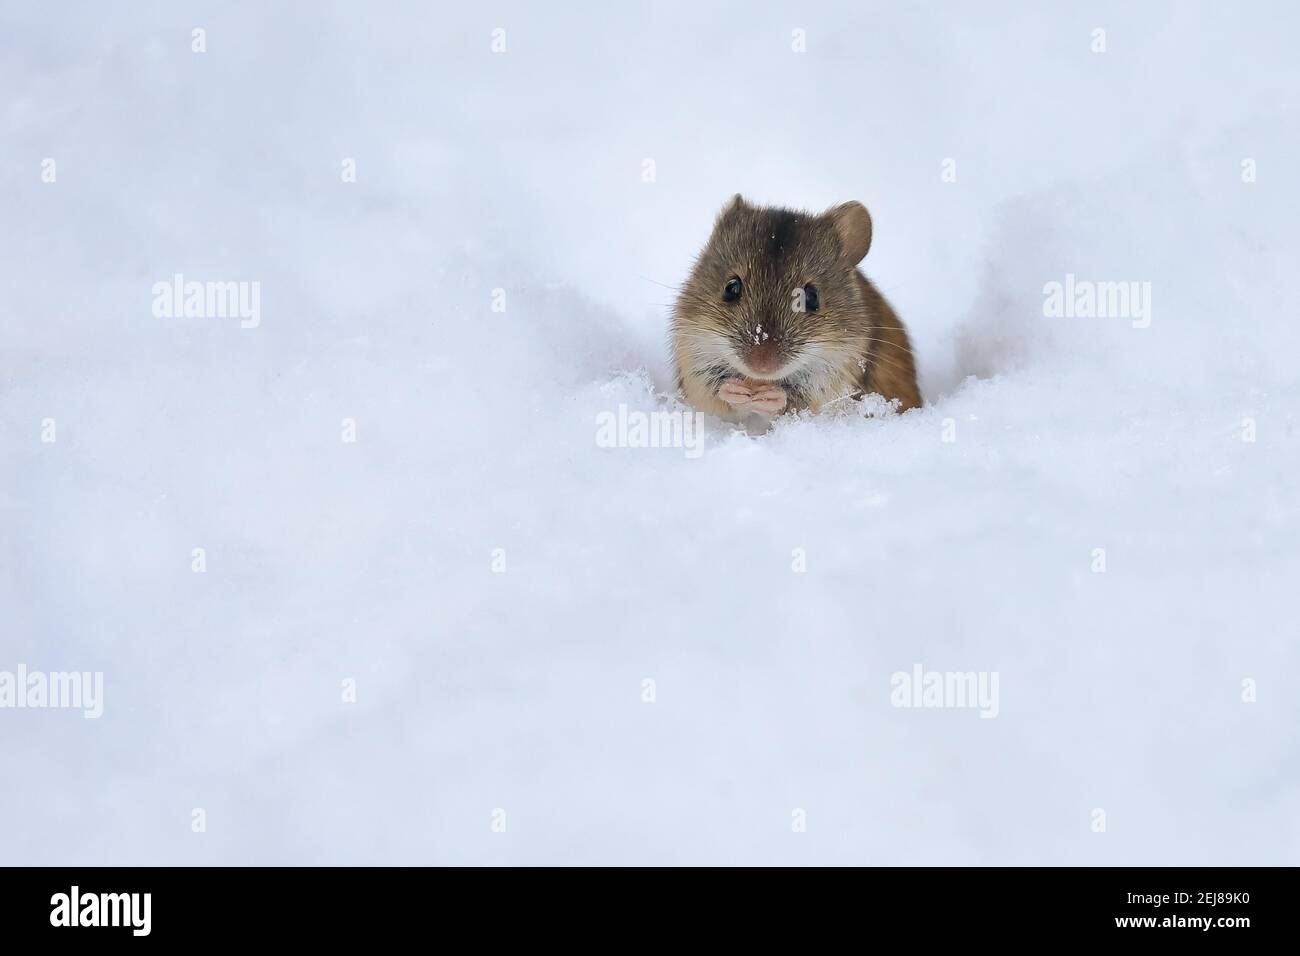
[862,337,920,358]
[637,275,683,292]
[862,342,917,379]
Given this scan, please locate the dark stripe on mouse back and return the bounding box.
[765,211,801,259]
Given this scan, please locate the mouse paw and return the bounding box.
[717,379,755,407]
[748,384,788,416]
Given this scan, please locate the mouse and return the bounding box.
[671,195,921,424]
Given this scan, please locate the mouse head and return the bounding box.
[674,195,874,382]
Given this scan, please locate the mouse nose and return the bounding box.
[743,341,783,375]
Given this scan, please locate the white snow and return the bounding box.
[2,0,1298,864]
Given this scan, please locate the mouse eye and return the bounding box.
[723,277,742,302]
[802,284,820,313]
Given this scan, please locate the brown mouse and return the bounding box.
[671,195,921,422]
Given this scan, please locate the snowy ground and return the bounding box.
[2,1,1299,864]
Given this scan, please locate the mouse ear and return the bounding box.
[829,201,873,263]
[718,193,748,219]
